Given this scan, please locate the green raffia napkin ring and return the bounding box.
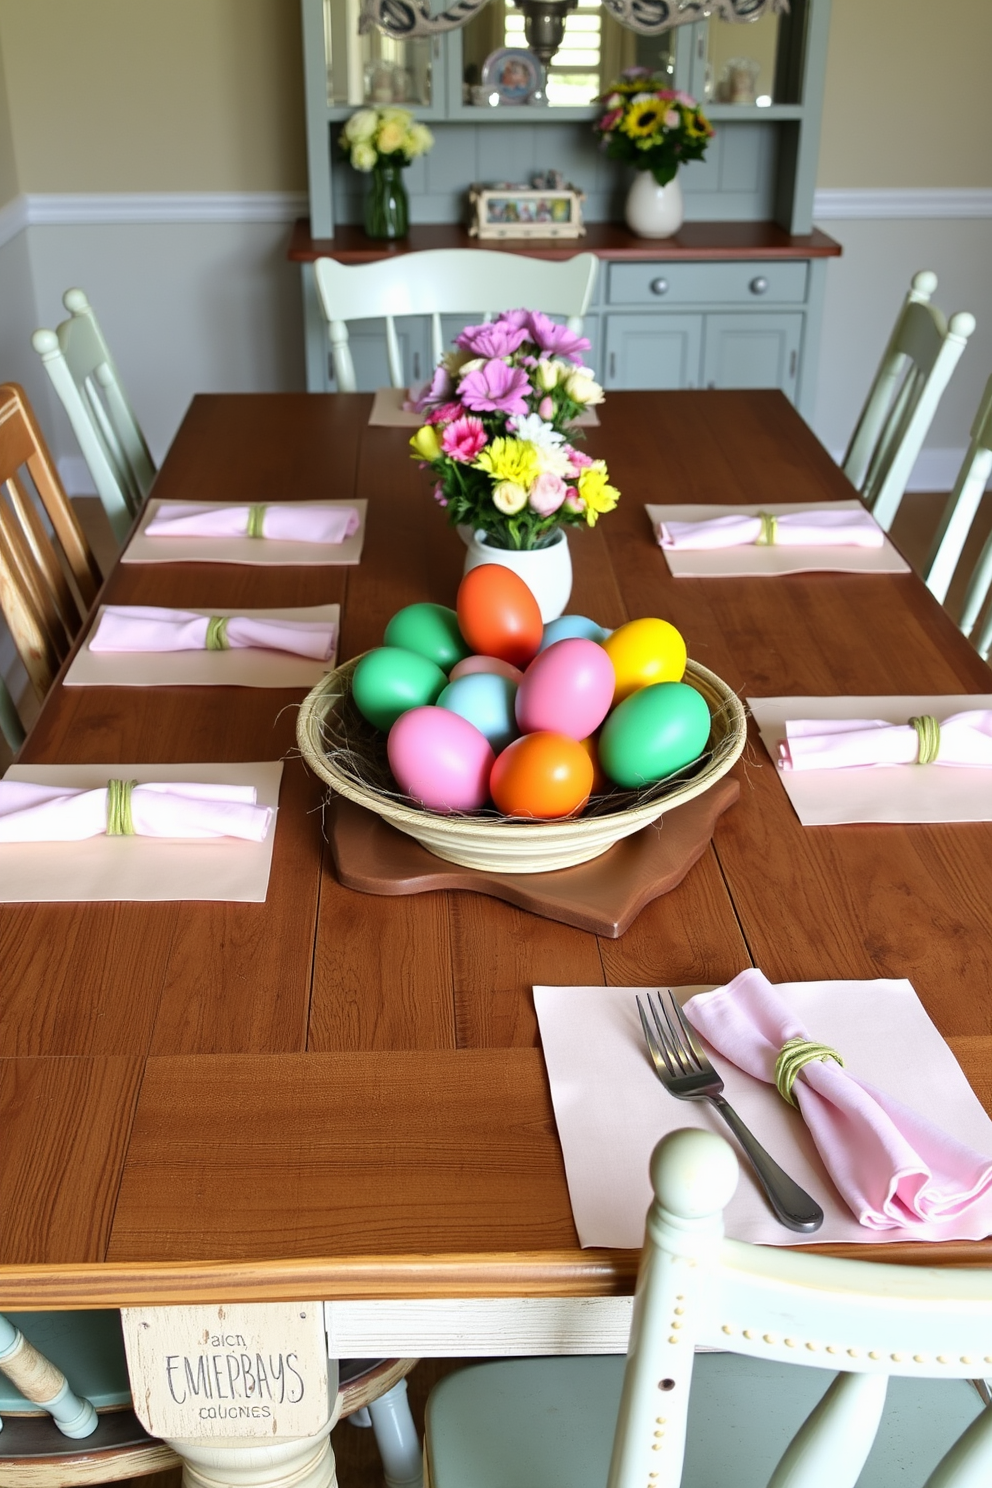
[774,1037,844,1107]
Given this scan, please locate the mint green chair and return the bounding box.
[425,1130,992,1488]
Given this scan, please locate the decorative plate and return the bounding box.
[480,48,544,106]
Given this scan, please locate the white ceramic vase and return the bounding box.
[462,528,572,623]
[624,170,684,239]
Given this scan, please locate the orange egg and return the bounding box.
[576,732,609,795]
[456,565,543,669]
[490,731,594,819]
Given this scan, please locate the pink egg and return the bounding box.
[449,654,525,685]
[387,706,495,813]
[515,638,616,741]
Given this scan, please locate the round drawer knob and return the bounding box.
[649,277,669,296]
[749,276,769,295]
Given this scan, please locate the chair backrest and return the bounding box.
[922,372,992,657]
[608,1128,992,1488]
[313,249,599,393]
[32,288,156,541]
[842,270,976,532]
[0,383,101,705]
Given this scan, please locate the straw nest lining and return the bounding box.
[297,653,747,873]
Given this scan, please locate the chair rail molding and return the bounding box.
[0,194,28,249]
[814,187,992,220]
[6,191,309,234]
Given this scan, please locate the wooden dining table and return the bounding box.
[3,386,992,1349]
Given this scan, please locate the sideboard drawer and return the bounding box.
[606,261,809,307]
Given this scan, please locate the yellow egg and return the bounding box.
[602,618,687,704]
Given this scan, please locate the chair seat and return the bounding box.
[425,1354,983,1488]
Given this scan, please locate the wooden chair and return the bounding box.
[313,249,598,393]
[0,383,102,739]
[922,372,992,657]
[842,270,976,532]
[424,1129,992,1488]
[32,289,156,542]
[0,1310,180,1485]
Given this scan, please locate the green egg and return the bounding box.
[352,647,447,731]
[384,603,471,673]
[599,681,711,789]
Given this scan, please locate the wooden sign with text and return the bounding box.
[122,1302,331,1440]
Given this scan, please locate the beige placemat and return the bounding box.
[65,606,340,690]
[534,979,992,1248]
[0,762,283,902]
[370,385,600,428]
[122,501,367,566]
[646,501,909,577]
[749,695,992,825]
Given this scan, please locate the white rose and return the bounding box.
[344,108,378,143]
[492,480,528,515]
[565,370,605,406]
[456,357,486,379]
[535,358,560,392]
[407,123,434,157]
[351,141,377,172]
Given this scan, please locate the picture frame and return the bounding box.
[468,183,586,240]
[479,48,544,106]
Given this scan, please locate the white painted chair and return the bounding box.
[922,373,992,658]
[313,249,598,393]
[32,289,156,542]
[843,270,976,532]
[424,1129,992,1488]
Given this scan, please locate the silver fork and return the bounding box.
[637,990,824,1234]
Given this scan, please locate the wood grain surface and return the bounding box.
[2,389,992,1307]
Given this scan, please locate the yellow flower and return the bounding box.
[474,437,541,490]
[684,109,712,140]
[410,425,440,460]
[620,100,667,139]
[406,123,434,157]
[492,481,528,515]
[377,120,407,155]
[577,461,620,527]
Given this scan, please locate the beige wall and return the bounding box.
[0,0,307,193]
[0,23,19,205]
[819,0,992,187]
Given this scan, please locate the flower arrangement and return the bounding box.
[339,107,434,172]
[407,311,619,552]
[594,69,713,186]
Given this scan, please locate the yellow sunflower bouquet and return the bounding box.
[594,70,713,186]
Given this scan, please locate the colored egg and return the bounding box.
[515,638,615,741]
[602,618,687,704]
[352,646,447,732]
[577,732,609,795]
[490,732,594,819]
[388,706,495,813]
[599,682,711,789]
[538,614,612,652]
[448,655,525,685]
[438,672,519,753]
[456,565,543,669]
[384,602,471,672]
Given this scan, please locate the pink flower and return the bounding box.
[538,396,554,419]
[563,487,585,513]
[406,362,452,413]
[440,414,488,463]
[426,400,464,425]
[456,321,530,359]
[664,109,680,127]
[525,311,591,364]
[459,359,532,416]
[565,446,593,470]
[432,483,448,507]
[496,308,531,329]
[529,471,567,517]
[675,91,695,106]
[599,107,623,132]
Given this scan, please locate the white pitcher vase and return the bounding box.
[625,170,684,239]
[462,528,572,623]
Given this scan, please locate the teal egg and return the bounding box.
[599,681,711,789]
[437,672,519,753]
[352,647,448,731]
[384,603,471,672]
[538,615,612,652]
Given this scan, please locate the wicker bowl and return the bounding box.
[297,654,746,874]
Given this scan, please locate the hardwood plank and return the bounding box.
[0,1057,143,1265]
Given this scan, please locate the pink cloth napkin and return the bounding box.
[778,711,992,770]
[144,503,360,544]
[684,969,992,1230]
[0,780,273,842]
[89,606,336,661]
[657,509,884,550]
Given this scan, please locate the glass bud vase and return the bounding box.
[364,161,409,240]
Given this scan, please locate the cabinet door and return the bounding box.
[603,314,702,390]
[701,313,803,399]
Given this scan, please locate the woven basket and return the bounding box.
[297,654,746,873]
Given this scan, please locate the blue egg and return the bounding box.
[437,672,519,754]
[538,615,612,652]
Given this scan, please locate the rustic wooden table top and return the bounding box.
[2,390,990,1309]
